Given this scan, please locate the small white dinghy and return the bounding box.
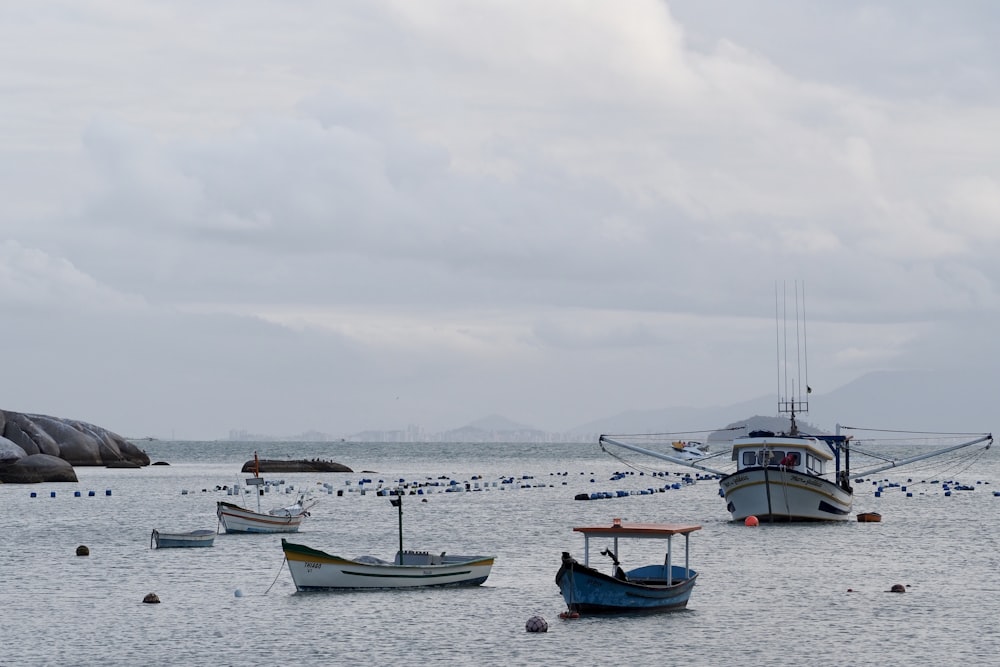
[150,529,216,548]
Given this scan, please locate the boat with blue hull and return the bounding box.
[556,521,700,614]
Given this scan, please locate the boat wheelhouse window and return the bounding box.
[779,452,800,467]
[741,450,790,467]
[806,454,822,474]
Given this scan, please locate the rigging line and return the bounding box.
[783,280,788,402]
[602,446,669,475]
[600,427,741,439]
[861,447,989,480]
[801,281,808,400]
[840,426,992,437]
[795,280,802,407]
[775,281,781,403]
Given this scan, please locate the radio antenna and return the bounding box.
[776,280,808,434]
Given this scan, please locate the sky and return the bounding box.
[2,1,998,440]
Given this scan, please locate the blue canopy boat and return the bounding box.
[556,520,701,615]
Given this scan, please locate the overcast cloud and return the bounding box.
[2,1,998,439]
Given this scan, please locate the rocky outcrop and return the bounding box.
[241,458,353,473]
[0,453,78,483]
[0,410,149,483]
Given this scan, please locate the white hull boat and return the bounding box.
[719,432,853,521]
[599,285,993,522]
[282,491,494,590]
[150,529,216,548]
[282,540,495,590]
[217,493,317,534]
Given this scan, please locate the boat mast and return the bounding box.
[390,491,404,558]
[777,281,808,436]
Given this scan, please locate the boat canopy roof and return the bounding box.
[573,522,702,538]
[731,434,835,460]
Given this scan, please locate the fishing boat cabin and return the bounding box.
[732,430,849,487]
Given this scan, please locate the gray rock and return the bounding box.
[0,453,78,483]
[0,410,149,482]
[0,436,27,463]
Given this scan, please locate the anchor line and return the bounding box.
[264,557,288,595]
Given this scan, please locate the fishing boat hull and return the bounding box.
[217,501,306,533]
[556,561,697,613]
[282,540,494,590]
[151,529,216,548]
[720,466,852,522]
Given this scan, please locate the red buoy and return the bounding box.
[745,516,759,527]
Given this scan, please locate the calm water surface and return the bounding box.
[2,440,999,666]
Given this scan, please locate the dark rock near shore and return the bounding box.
[241,458,353,473]
[0,453,78,483]
[0,409,148,483]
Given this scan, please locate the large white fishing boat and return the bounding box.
[600,284,993,522]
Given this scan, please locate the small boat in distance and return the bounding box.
[555,520,701,615]
[150,529,216,548]
[282,492,494,590]
[216,492,317,534]
[856,512,882,523]
[670,440,708,460]
[217,451,318,534]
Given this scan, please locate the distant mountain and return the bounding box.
[438,414,546,442]
[795,368,995,435]
[568,368,997,439]
[707,415,827,442]
[568,395,774,437]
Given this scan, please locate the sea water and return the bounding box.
[2,440,999,666]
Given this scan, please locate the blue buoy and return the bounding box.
[30,492,36,498]
[74,491,81,497]
[105,489,112,496]
[88,490,95,496]
[50,491,56,498]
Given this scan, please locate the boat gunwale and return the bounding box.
[281,539,495,569]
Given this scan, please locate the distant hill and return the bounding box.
[565,368,996,438]
[438,414,547,442]
[568,395,774,437]
[338,369,997,443]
